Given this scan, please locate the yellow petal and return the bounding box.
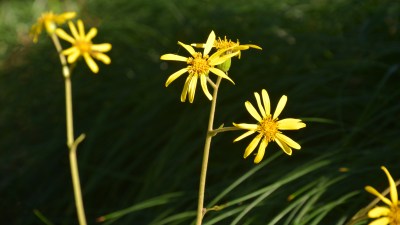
[165,68,188,87]
[262,89,271,116]
[67,51,81,63]
[245,44,262,50]
[277,119,306,130]
[77,20,85,39]
[188,74,198,103]
[180,74,192,102]
[276,133,301,149]
[245,101,262,122]
[204,30,216,56]
[160,54,188,62]
[254,92,266,117]
[83,53,99,73]
[233,123,258,130]
[62,46,79,56]
[93,53,111,64]
[68,21,79,39]
[233,130,256,142]
[275,137,292,155]
[209,68,234,84]
[381,166,398,205]
[209,50,239,65]
[191,43,205,48]
[178,41,196,56]
[244,134,262,158]
[365,186,393,206]
[368,206,390,218]
[86,28,98,41]
[55,28,75,43]
[273,95,287,119]
[200,75,212,100]
[59,12,76,21]
[369,217,390,225]
[92,43,112,52]
[254,138,268,164]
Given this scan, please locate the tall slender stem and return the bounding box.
[196,76,223,225]
[51,33,88,225]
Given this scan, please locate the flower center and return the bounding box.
[258,115,279,142]
[187,52,210,75]
[214,37,239,51]
[390,205,400,225]
[75,40,92,53]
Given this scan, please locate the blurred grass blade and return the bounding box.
[97,192,181,223]
[208,152,281,207]
[33,209,54,225]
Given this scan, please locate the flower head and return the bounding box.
[365,166,400,225]
[233,89,306,163]
[55,19,112,74]
[192,35,262,59]
[31,11,76,43]
[160,31,238,103]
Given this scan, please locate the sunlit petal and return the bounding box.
[381,166,398,205]
[204,30,216,56]
[365,186,393,206]
[368,206,390,218]
[77,20,85,39]
[160,54,188,62]
[273,95,287,119]
[68,21,79,39]
[369,217,390,225]
[85,28,98,41]
[254,92,266,117]
[83,53,99,73]
[275,133,301,149]
[180,74,192,102]
[178,41,196,56]
[277,119,306,130]
[254,138,268,164]
[165,68,188,87]
[55,28,75,43]
[67,51,81,63]
[92,43,112,52]
[233,123,258,130]
[244,134,262,158]
[209,68,234,84]
[188,74,198,103]
[262,89,271,115]
[93,52,111,64]
[200,75,212,100]
[275,137,292,155]
[245,101,262,121]
[233,130,256,142]
[62,46,78,55]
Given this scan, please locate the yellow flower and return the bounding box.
[233,89,306,163]
[31,11,76,43]
[192,35,262,59]
[55,20,112,74]
[365,166,400,225]
[160,31,239,103]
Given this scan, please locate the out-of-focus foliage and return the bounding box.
[1,0,399,224]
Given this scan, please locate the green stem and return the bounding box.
[196,76,223,225]
[208,126,241,136]
[51,33,88,225]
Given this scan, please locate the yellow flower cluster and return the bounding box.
[31,11,111,74]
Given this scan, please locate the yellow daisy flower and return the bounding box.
[160,31,239,103]
[365,166,400,225]
[31,11,76,43]
[55,19,112,74]
[233,89,306,163]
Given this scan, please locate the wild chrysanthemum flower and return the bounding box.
[233,89,306,163]
[31,11,76,43]
[365,166,400,225]
[55,19,112,74]
[160,31,239,103]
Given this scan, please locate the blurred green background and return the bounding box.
[1,0,400,224]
